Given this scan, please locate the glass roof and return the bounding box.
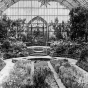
[0,0,88,13]
[3,1,70,23]
[0,0,88,23]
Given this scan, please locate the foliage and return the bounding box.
[26,34,33,43]
[50,59,69,73]
[76,48,88,72]
[49,36,56,41]
[0,14,26,41]
[18,50,29,57]
[3,41,29,59]
[3,52,15,59]
[1,40,11,52]
[0,59,6,71]
[51,59,86,88]
[59,65,84,88]
[66,44,82,58]
[34,67,51,88]
[2,60,32,88]
[11,41,26,48]
[2,60,52,88]
[21,34,27,42]
[67,45,78,54]
[53,17,63,40]
[11,18,26,39]
[39,0,50,7]
[54,45,66,56]
[69,6,88,41]
[79,48,88,62]
[50,41,85,59]
[0,15,8,41]
[34,61,52,88]
[76,61,88,72]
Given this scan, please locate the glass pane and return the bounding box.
[77,0,86,5]
[11,1,32,8]
[3,1,70,24]
[58,9,69,15]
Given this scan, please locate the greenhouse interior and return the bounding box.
[1,0,88,88]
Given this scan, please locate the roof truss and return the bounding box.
[0,0,88,15]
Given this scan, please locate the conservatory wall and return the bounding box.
[2,0,70,45]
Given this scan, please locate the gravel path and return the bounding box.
[0,59,14,87]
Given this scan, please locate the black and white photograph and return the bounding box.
[0,0,88,88]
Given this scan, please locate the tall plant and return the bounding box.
[0,14,9,41]
[69,6,88,41]
[53,17,63,40]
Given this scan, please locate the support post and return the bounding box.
[46,24,49,46]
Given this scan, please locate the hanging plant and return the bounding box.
[38,0,51,7]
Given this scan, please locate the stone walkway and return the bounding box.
[0,59,14,87]
[31,61,34,84]
[48,61,66,88]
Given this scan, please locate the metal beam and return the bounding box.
[82,0,88,8]
[75,0,83,6]
[10,7,67,9]
[65,0,75,8]
[1,0,87,15]
[6,15,69,16]
[58,0,71,10]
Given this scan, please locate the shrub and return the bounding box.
[2,60,52,88]
[59,65,84,88]
[0,59,6,71]
[3,52,15,59]
[25,42,32,46]
[50,59,69,73]
[79,48,88,62]
[76,61,88,72]
[76,48,88,72]
[1,40,11,51]
[54,45,66,56]
[34,66,52,88]
[2,60,32,88]
[3,41,29,59]
[18,50,29,57]
[13,45,22,52]
[11,41,26,49]
[50,41,84,59]
[50,59,85,88]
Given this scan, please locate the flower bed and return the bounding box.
[76,61,88,72]
[2,41,29,59]
[76,48,88,72]
[34,61,59,88]
[1,60,59,88]
[2,60,32,88]
[50,41,86,60]
[50,59,69,73]
[0,59,6,71]
[50,59,88,88]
